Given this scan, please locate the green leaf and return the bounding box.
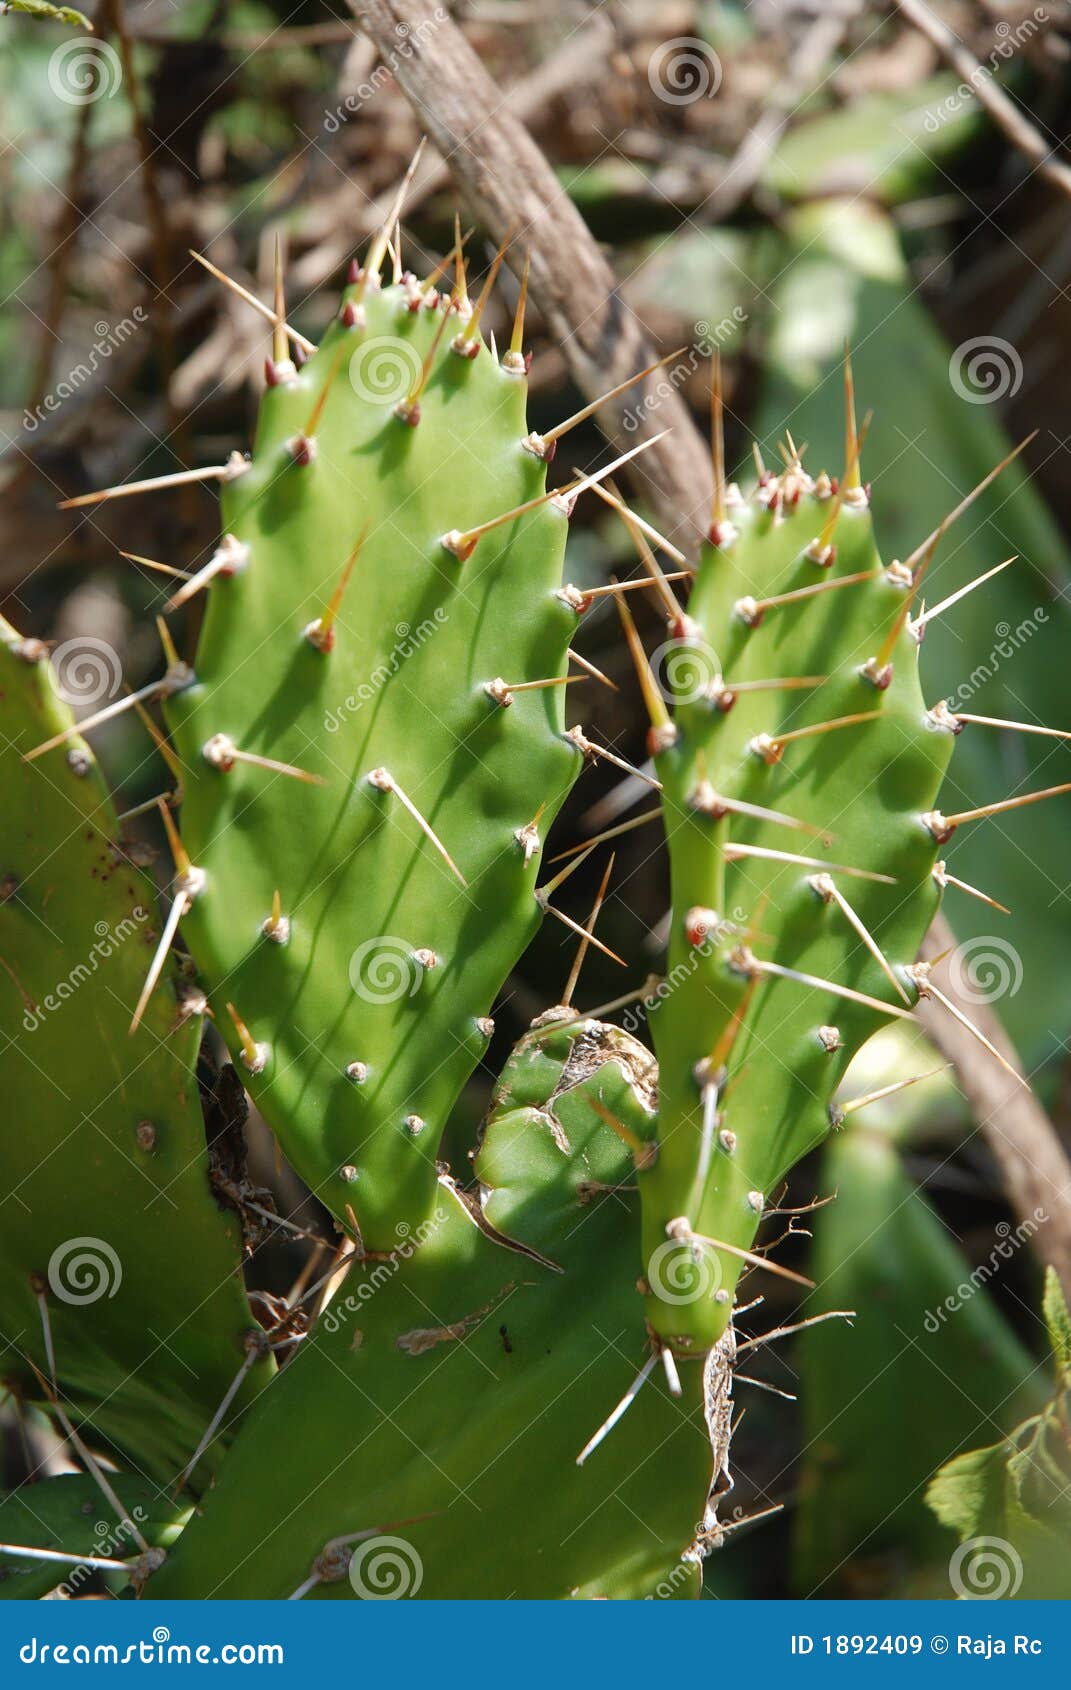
[927,1273,1071,1597]
[1042,1266,1071,1385]
[1,1,92,27]
[927,1442,1008,1546]
[764,75,990,207]
[794,1122,1046,1593]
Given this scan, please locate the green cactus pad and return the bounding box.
[163,276,582,1250]
[640,462,954,1349]
[150,1018,730,1600]
[0,1473,188,1600]
[0,622,269,1486]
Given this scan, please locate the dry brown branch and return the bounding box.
[918,912,1071,1297]
[26,101,94,423]
[347,0,713,554]
[897,0,1071,201]
[292,10,616,289]
[702,8,854,223]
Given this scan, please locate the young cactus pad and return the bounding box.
[150,1017,732,1600]
[158,264,590,1251]
[639,433,963,1352]
[0,621,268,1486]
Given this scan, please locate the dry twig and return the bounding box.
[347,0,712,553]
[897,0,1071,201]
[917,912,1071,1297]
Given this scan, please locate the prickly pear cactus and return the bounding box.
[161,266,583,1250]
[150,1017,732,1601]
[0,620,269,1485]
[638,444,956,1352]
[8,183,1051,1600]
